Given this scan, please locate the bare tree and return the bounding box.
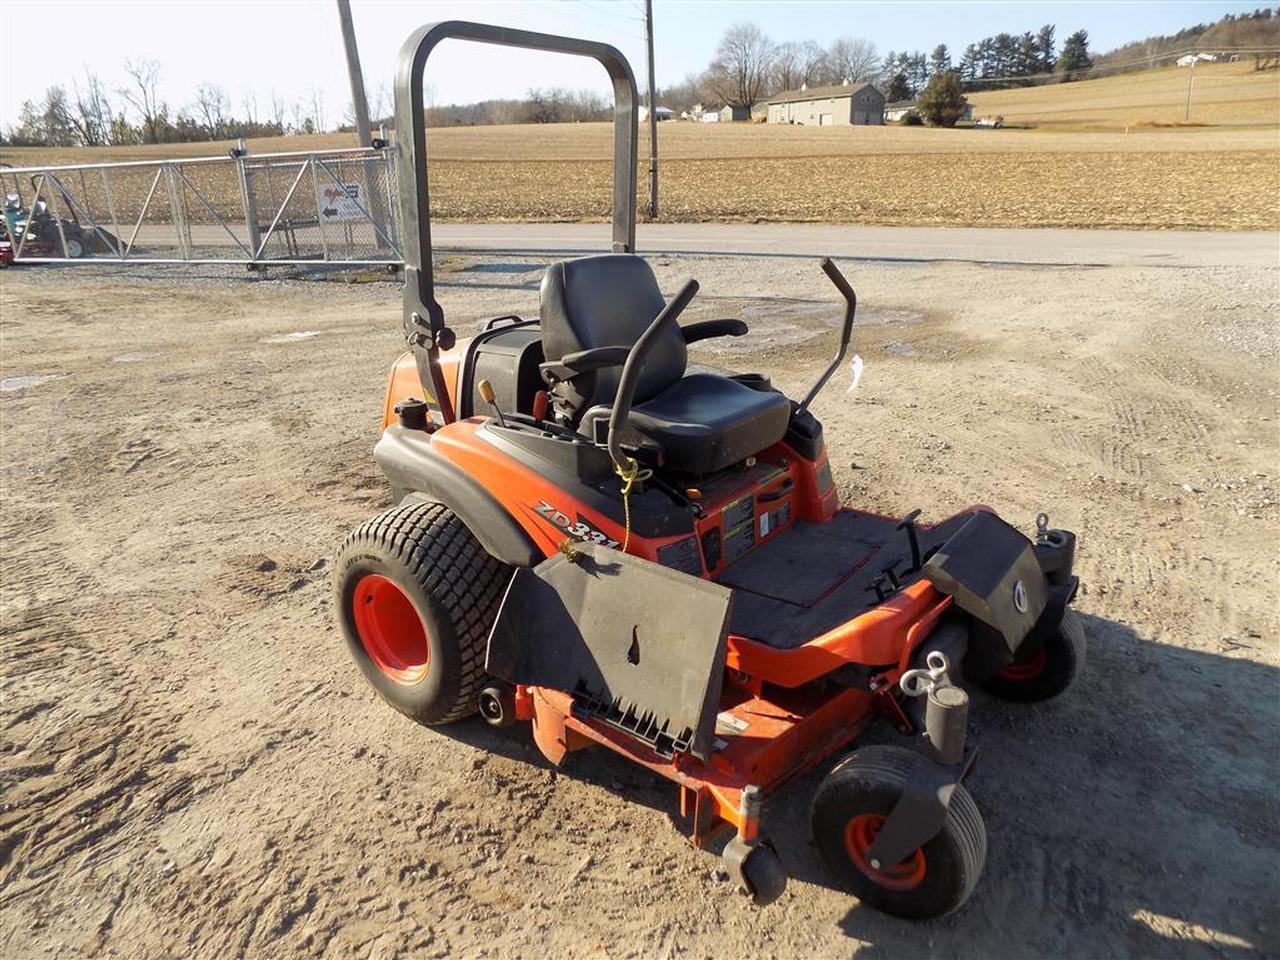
[40,87,77,146]
[70,69,112,146]
[291,99,312,134]
[524,88,561,123]
[241,91,258,126]
[368,78,392,124]
[270,89,287,130]
[704,23,775,108]
[656,74,703,114]
[120,57,164,143]
[772,41,801,92]
[564,89,606,122]
[828,36,880,85]
[194,83,230,138]
[798,40,831,86]
[309,86,326,132]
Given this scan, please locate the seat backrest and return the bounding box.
[540,255,687,422]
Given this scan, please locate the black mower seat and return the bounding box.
[540,254,791,475]
[623,374,790,475]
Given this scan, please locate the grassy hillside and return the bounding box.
[967,60,1280,127]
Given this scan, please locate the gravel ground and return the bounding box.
[2,251,1278,959]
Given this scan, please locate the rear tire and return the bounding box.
[334,500,512,725]
[812,746,986,919]
[976,608,1086,703]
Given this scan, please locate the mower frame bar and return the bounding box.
[798,258,858,414]
[395,20,639,379]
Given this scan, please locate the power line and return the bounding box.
[532,1,645,41]
[578,0,644,24]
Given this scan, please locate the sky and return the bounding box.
[0,0,1263,129]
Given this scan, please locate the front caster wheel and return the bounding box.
[735,843,786,907]
[977,608,1087,703]
[812,746,986,919]
[478,684,517,728]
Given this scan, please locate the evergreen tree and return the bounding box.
[929,43,951,77]
[992,33,1016,78]
[1036,23,1056,72]
[918,71,968,126]
[1057,29,1092,81]
[908,52,929,93]
[884,72,912,102]
[881,50,897,85]
[976,38,995,79]
[1018,32,1040,76]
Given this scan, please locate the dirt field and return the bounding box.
[1,250,1278,959]
[4,70,1277,231]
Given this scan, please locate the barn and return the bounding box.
[767,83,885,126]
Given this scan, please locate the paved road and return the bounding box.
[41,222,1280,269]
[433,223,1280,269]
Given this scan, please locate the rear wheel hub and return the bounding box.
[352,574,430,685]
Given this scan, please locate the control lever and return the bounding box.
[798,258,858,415]
[896,508,923,571]
[607,279,699,471]
[477,378,508,429]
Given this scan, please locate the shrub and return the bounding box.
[919,72,969,127]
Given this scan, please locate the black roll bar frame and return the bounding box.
[394,21,639,423]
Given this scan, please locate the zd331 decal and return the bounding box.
[532,500,621,549]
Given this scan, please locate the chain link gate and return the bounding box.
[0,142,402,267]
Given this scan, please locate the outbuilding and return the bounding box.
[883,100,919,122]
[639,105,675,122]
[767,83,885,126]
[719,104,751,123]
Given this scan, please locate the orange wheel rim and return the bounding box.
[997,643,1048,682]
[352,574,430,685]
[843,814,927,891]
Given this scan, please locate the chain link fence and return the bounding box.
[0,143,401,266]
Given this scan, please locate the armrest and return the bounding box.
[539,344,631,383]
[682,318,748,344]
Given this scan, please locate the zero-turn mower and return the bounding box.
[334,21,1084,918]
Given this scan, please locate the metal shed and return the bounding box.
[766,83,885,126]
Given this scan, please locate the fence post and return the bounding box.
[381,123,398,248]
[309,158,331,261]
[100,168,122,259]
[163,163,189,259]
[235,138,262,263]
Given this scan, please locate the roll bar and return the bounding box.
[394,21,639,423]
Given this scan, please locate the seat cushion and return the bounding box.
[540,255,686,422]
[626,374,792,475]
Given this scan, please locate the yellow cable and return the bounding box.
[613,456,652,554]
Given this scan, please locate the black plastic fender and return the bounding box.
[374,424,542,568]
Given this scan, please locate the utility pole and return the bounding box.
[643,0,659,219]
[1184,54,1198,121]
[337,0,372,146]
[336,0,389,250]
